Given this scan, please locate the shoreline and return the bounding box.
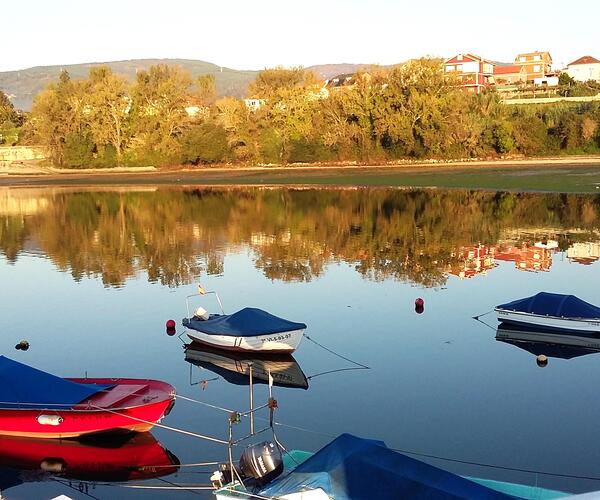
[1,155,599,191]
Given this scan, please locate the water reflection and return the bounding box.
[1,187,599,287]
[185,344,309,390]
[0,432,179,492]
[496,323,600,365]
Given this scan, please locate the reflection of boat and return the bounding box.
[0,356,175,439]
[0,432,179,493]
[185,344,309,390]
[495,292,600,333]
[214,434,567,499]
[496,322,600,359]
[183,291,306,353]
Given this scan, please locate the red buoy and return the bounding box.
[415,298,424,307]
[166,319,176,336]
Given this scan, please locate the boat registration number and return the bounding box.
[261,333,292,343]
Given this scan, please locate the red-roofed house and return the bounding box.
[493,65,527,85]
[444,53,495,94]
[566,56,600,82]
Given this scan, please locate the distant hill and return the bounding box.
[0,59,259,111]
[0,59,412,111]
[306,63,375,79]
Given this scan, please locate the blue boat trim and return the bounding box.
[496,292,600,320]
[183,307,306,338]
[0,356,111,410]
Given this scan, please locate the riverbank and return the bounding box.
[1,155,600,193]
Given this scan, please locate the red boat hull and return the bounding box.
[0,378,175,439]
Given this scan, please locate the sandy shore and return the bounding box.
[0,155,599,187]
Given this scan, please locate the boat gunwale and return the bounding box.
[494,307,600,323]
[0,378,176,412]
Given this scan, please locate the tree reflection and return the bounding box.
[0,187,599,287]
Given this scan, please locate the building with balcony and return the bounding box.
[514,52,552,82]
[444,53,495,94]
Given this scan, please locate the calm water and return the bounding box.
[1,186,600,499]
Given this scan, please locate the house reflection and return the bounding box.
[447,244,497,280]
[567,242,600,266]
[495,242,556,273]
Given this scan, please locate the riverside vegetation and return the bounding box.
[1,59,600,168]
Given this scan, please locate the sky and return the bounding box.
[2,0,599,72]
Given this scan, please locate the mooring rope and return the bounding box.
[307,366,370,380]
[472,309,494,320]
[304,334,370,369]
[89,404,229,445]
[472,309,498,331]
[54,478,213,492]
[390,446,600,482]
[176,393,234,413]
[140,461,219,469]
[253,414,600,483]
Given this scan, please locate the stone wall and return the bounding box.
[0,146,46,162]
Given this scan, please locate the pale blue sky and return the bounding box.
[4,0,598,72]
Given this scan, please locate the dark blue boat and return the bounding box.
[259,434,514,499]
[236,434,567,499]
[183,307,307,353]
[495,292,600,334]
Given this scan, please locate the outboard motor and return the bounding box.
[239,441,283,485]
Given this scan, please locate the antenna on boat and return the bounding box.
[186,284,225,317]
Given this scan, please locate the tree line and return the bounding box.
[1,59,600,166]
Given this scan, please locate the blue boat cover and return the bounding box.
[183,307,306,337]
[0,467,22,493]
[497,292,600,319]
[0,356,111,410]
[259,434,512,499]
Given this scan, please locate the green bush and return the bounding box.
[288,138,335,163]
[258,128,282,163]
[180,123,229,165]
[63,133,95,168]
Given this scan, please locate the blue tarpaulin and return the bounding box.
[183,307,306,337]
[497,292,600,319]
[259,434,512,499]
[0,356,110,409]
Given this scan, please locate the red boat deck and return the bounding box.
[0,378,176,439]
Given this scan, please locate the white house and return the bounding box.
[566,56,600,82]
[533,76,559,87]
[243,98,265,111]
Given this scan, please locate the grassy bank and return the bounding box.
[1,160,600,193]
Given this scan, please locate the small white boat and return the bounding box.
[495,292,600,333]
[182,291,306,354]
